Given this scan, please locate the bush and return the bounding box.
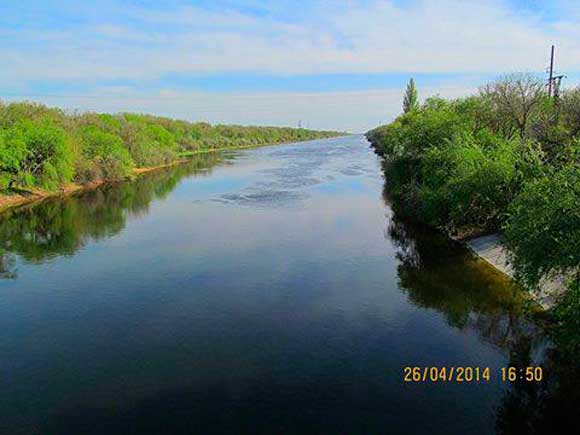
[418,132,543,232]
[76,126,132,182]
[503,166,580,288]
[17,119,73,189]
[367,74,580,346]
[368,91,546,233]
[560,87,580,137]
[0,126,28,189]
[369,97,474,160]
[554,279,580,356]
[0,101,341,190]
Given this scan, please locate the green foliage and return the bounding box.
[0,127,28,189]
[77,126,133,182]
[0,101,342,191]
[368,97,474,160]
[503,166,580,288]
[418,133,543,232]
[559,86,580,137]
[367,73,580,317]
[368,91,548,234]
[402,78,419,113]
[553,278,580,357]
[15,119,74,189]
[0,101,66,128]
[0,152,226,263]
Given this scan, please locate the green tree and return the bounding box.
[0,127,28,189]
[76,126,133,182]
[418,133,542,233]
[17,119,74,189]
[503,165,580,289]
[403,78,419,113]
[1,100,342,192]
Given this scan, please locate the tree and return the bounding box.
[403,78,419,113]
[480,73,546,139]
[18,119,74,189]
[0,127,27,189]
[560,86,580,137]
[0,100,341,191]
[77,126,132,182]
[503,165,580,289]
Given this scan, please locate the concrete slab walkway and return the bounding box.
[467,234,566,309]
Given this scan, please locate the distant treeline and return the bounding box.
[0,100,342,190]
[367,74,579,350]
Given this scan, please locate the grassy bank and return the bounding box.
[0,100,344,211]
[367,74,579,347]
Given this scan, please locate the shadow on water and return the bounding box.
[384,191,580,435]
[0,152,229,271]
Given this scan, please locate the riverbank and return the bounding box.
[366,75,579,316]
[0,136,350,213]
[0,156,222,212]
[0,159,195,212]
[0,100,344,209]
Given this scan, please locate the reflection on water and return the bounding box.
[387,210,545,353]
[389,213,525,324]
[386,194,580,435]
[495,349,580,434]
[0,137,578,434]
[0,152,227,267]
[0,250,15,279]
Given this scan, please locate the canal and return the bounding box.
[0,135,576,434]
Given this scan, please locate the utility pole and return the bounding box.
[548,45,555,97]
[546,45,566,100]
[553,75,565,99]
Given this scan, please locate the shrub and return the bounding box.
[77,126,132,182]
[503,166,580,288]
[560,86,580,137]
[0,101,341,190]
[554,278,580,357]
[0,127,28,189]
[417,133,543,232]
[16,119,73,189]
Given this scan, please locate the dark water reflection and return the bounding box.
[0,136,577,434]
[0,152,228,267]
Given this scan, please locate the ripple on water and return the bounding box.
[214,189,309,208]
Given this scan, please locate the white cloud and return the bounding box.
[1,0,579,82]
[1,0,577,130]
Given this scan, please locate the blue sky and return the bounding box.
[1,0,579,132]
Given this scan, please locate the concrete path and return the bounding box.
[468,234,513,276]
[467,234,566,309]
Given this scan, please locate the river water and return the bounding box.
[0,136,577,434]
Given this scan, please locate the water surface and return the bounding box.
[0,136,576,434]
